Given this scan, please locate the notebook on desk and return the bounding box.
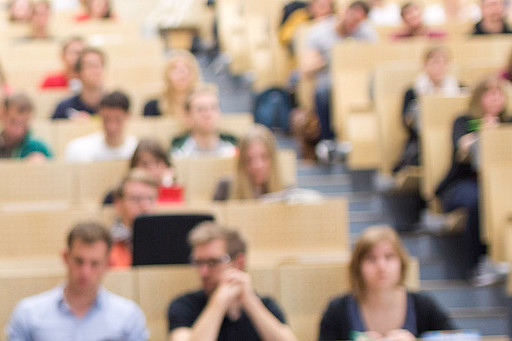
[132,214,214,266]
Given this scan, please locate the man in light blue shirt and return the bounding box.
[7,221,149,341]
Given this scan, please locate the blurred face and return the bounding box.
[187,92,221,135]
[481,86,506,117]
[10,0,32,21]
[100,107,128,141]
[31,2,50,29]
[245,141,272,187]
[79,52,104,87]
[64,239,109,294]
[115,180,157,228]
[361,240,402,292]
[310,0,332,18]
[135,151,168,181]
[2,106,31,143]
[192,238,231,295]
[167,59,194,92]
[402,4,422,29]
[482,0,505,21]
[88,0,109,18]
[341,6,365,33]
[63,41,85,70]
[424,51,449,85]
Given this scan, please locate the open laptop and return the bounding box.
[132,214,214,266]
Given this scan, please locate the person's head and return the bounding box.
[61,36,85,71]
[1,93,33,143]
[86,0,112,18]
[350,225,410,300]
[113,169,159,228]
[340,0,370,34]
[75,47,105,88]
[309,0,334,19]
[400,2,423,30]
[233,124,283,199]
[423,46,451,85]
[164,50,201,95]
[184,84,221,135]
[188,222,247,294]
[130,139,172,181]
[64,221,112,294]
[481,0,505,23]
[30,1,51,35]
[98,91,130,142]
[8,0,32,22]
[469,75,508,120]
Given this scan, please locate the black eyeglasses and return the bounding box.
[190,254,231,268]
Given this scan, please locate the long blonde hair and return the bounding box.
[231,125,284,199]
[158,49,201,117]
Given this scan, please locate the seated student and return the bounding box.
[52,47,106,120]
[167,222,297,341]
[103,138,181,205]
[319,225,454,340]
[472,0,512,34]
[27,0,52,40]
[143,49,201,120]
[75,0,113,21]
[214,124,286,200]
[278,0,333,54]
[7,221,149,340]
[65,91,137,162]
[170,84,238,158]
[110,169,159,268]
[40,36,85,90]
[302,1,377,143]
[0,93,53,160]
[392,2,446,39]
[423,0,481,26]
[436,76,510,286]
[394,46,462,173]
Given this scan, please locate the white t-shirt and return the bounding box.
[369,3,401,26]
[65,131,138,163]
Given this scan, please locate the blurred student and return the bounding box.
[472,0,511,34]
[170,84,237,159]
[320,225,454,340]
[214,124,285,200]
[0,93,53,160]
[143,49,201,120]
[392,2,446,39]
[65,91,137,162]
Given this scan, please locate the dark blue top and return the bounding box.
[346,293,417,335]
[51,94,97,119]
[143,99,161,116]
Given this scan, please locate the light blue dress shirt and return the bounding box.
[6,285,149,341]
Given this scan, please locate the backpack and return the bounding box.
[253,87,292,133]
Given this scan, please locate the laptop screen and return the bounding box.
[132,214,214,266]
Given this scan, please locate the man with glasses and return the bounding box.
[167,222,297,341]
[110,169,159,268]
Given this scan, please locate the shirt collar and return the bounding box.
[57,283,106,315]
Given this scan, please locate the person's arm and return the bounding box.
[452,116,476,163]
[224,269,297,341]
[300,49,326,78]
[319,296,348,341]
[414,293,456,333]
[169,283,241,341]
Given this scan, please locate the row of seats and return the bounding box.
[0,148,296,205]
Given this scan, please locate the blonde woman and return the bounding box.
[436,76,510,286]
[214,124,285,200]
[143,49,201,119]
[320,226,454,340]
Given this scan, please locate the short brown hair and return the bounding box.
[113,169,159,200]
[349,225,410,300]
[4,93,33,114]
[184,83,219,112]
[74,47,105,73]
[67,221,112,251]
[468,75,508,120]
[188,222,246,258]
[130,138,171,169]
